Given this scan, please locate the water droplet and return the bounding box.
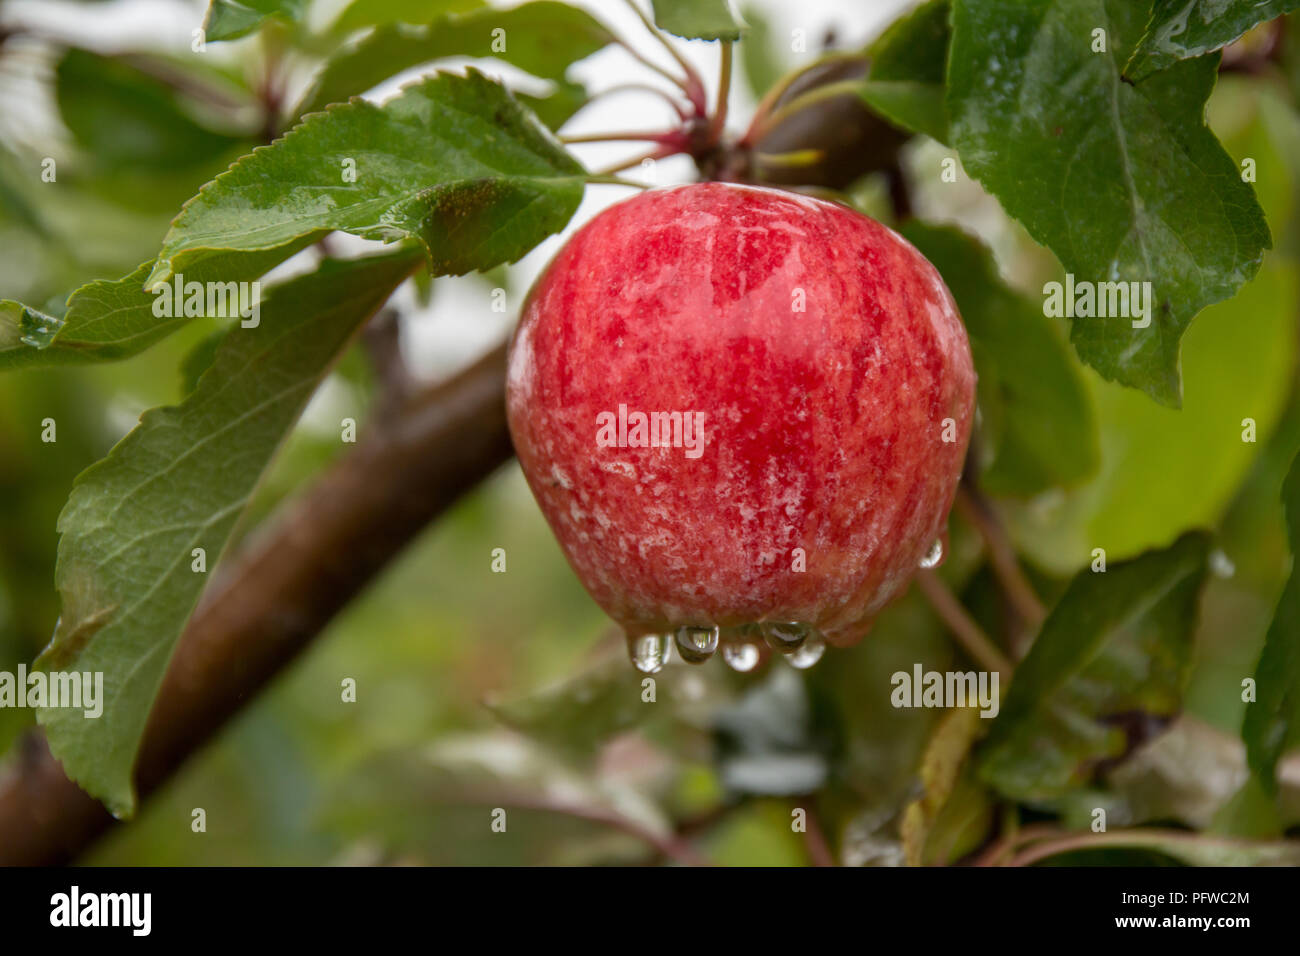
[761,621,809,653]
[722,640,761,672]
[918,536,945,569]
[787,632,826,669]
[627,632,670,674]
[674,625,719,664]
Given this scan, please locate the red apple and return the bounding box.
[506,182,975,672]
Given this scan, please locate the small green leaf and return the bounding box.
[1127,0,1300,82]
[55,49,250,170]
[649,0,744,42]
[899,705,983,865]
[203,0,309,42]
[0,244,314,372]
[35,248,420,817]
[860,0,950,144]
[979,531,1211,803]
[948,0,1271,406]
[153,69,586,288]
[902,222,1098,495]
[331,0,485,33]
[1242,450,1300,793]
[299,2,615,115]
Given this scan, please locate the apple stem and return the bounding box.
[914,569,1014,678]
[954,485,1046,650]
[620,0,709,114]
[708,41,733,143]
[561,130,686,146]
[591,144,676,176]
[572,82,693,122]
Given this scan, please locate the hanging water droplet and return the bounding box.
[627,632,670,674]
[918,536,945,569]
[674,625,719,664]
[722,640,761,672]
[761,621,809,653]
[787,631,826,669]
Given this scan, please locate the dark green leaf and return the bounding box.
[979,531,1211,803]
[55,49,249,170]
[903,222,1098,495]
[151,70,586,289]
[204,0,309,42]
[35,248,420,817]
[1127,0,1300,82]
[860,0,950,143]
[0,244,314,372]
[649,0,744,42]
[299,2,615,115]
[1243,450,1300,792]
[948,0,1271,406]
[516,79,588,132]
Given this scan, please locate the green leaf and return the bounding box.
[0,244,314,372]
[55,49,249,170]
[331,0,485,33]
[649,0,744,42]
[948,0,1271,406]
[152,69,586,289]
[902,222,1098,495]
[860,0,950,144]
[979,531,1211,803]
[35,248,420,817]
[899,705,983,865]
[1242,450,1300,793]
[516,79,588,132]
[203,0,309,42]
[1127,0,1300,82]
[299,2,616,115]
[737,4,785,100]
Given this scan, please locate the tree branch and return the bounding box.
[0,344,513,865]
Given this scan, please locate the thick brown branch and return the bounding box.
[0,344,512,866]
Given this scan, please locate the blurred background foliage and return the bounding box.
[0,0,1298,865]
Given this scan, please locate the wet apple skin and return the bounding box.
[506,182,975,641]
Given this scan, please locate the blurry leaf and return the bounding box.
[979,531,1211,803]
[713,668,830,796]
[299,2,615,115]
[1093,716,1249,829]
[151,70,586,289]
[1036,831,1300,866]
[331,0,484,32]
[1126,0,1299,82]
[517,79,588,131]
[649,0,744,41]
[0,245,313,371]
[860,0,950,144]
[737,4,784,100]
[204,0,309,42]
[55,49,249,171]
[902,222,1098,495]
[918,771,994,864]
[1243,449,1300,792]
[486,649,660,758]
[1008,261,1297,574]
[899,704,982,865]
[35,248,420,817]
[948,0,1270,406]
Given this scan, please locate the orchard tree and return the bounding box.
[0,0,1298,868]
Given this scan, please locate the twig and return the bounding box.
[592,145,676,176]
[709,42,733,142]
[453,790,711,867]
[620,0,707,113]
[955,485,1046,644]
[913,570,1013,678]
[797,797,836,867]
[0,345,514,865]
